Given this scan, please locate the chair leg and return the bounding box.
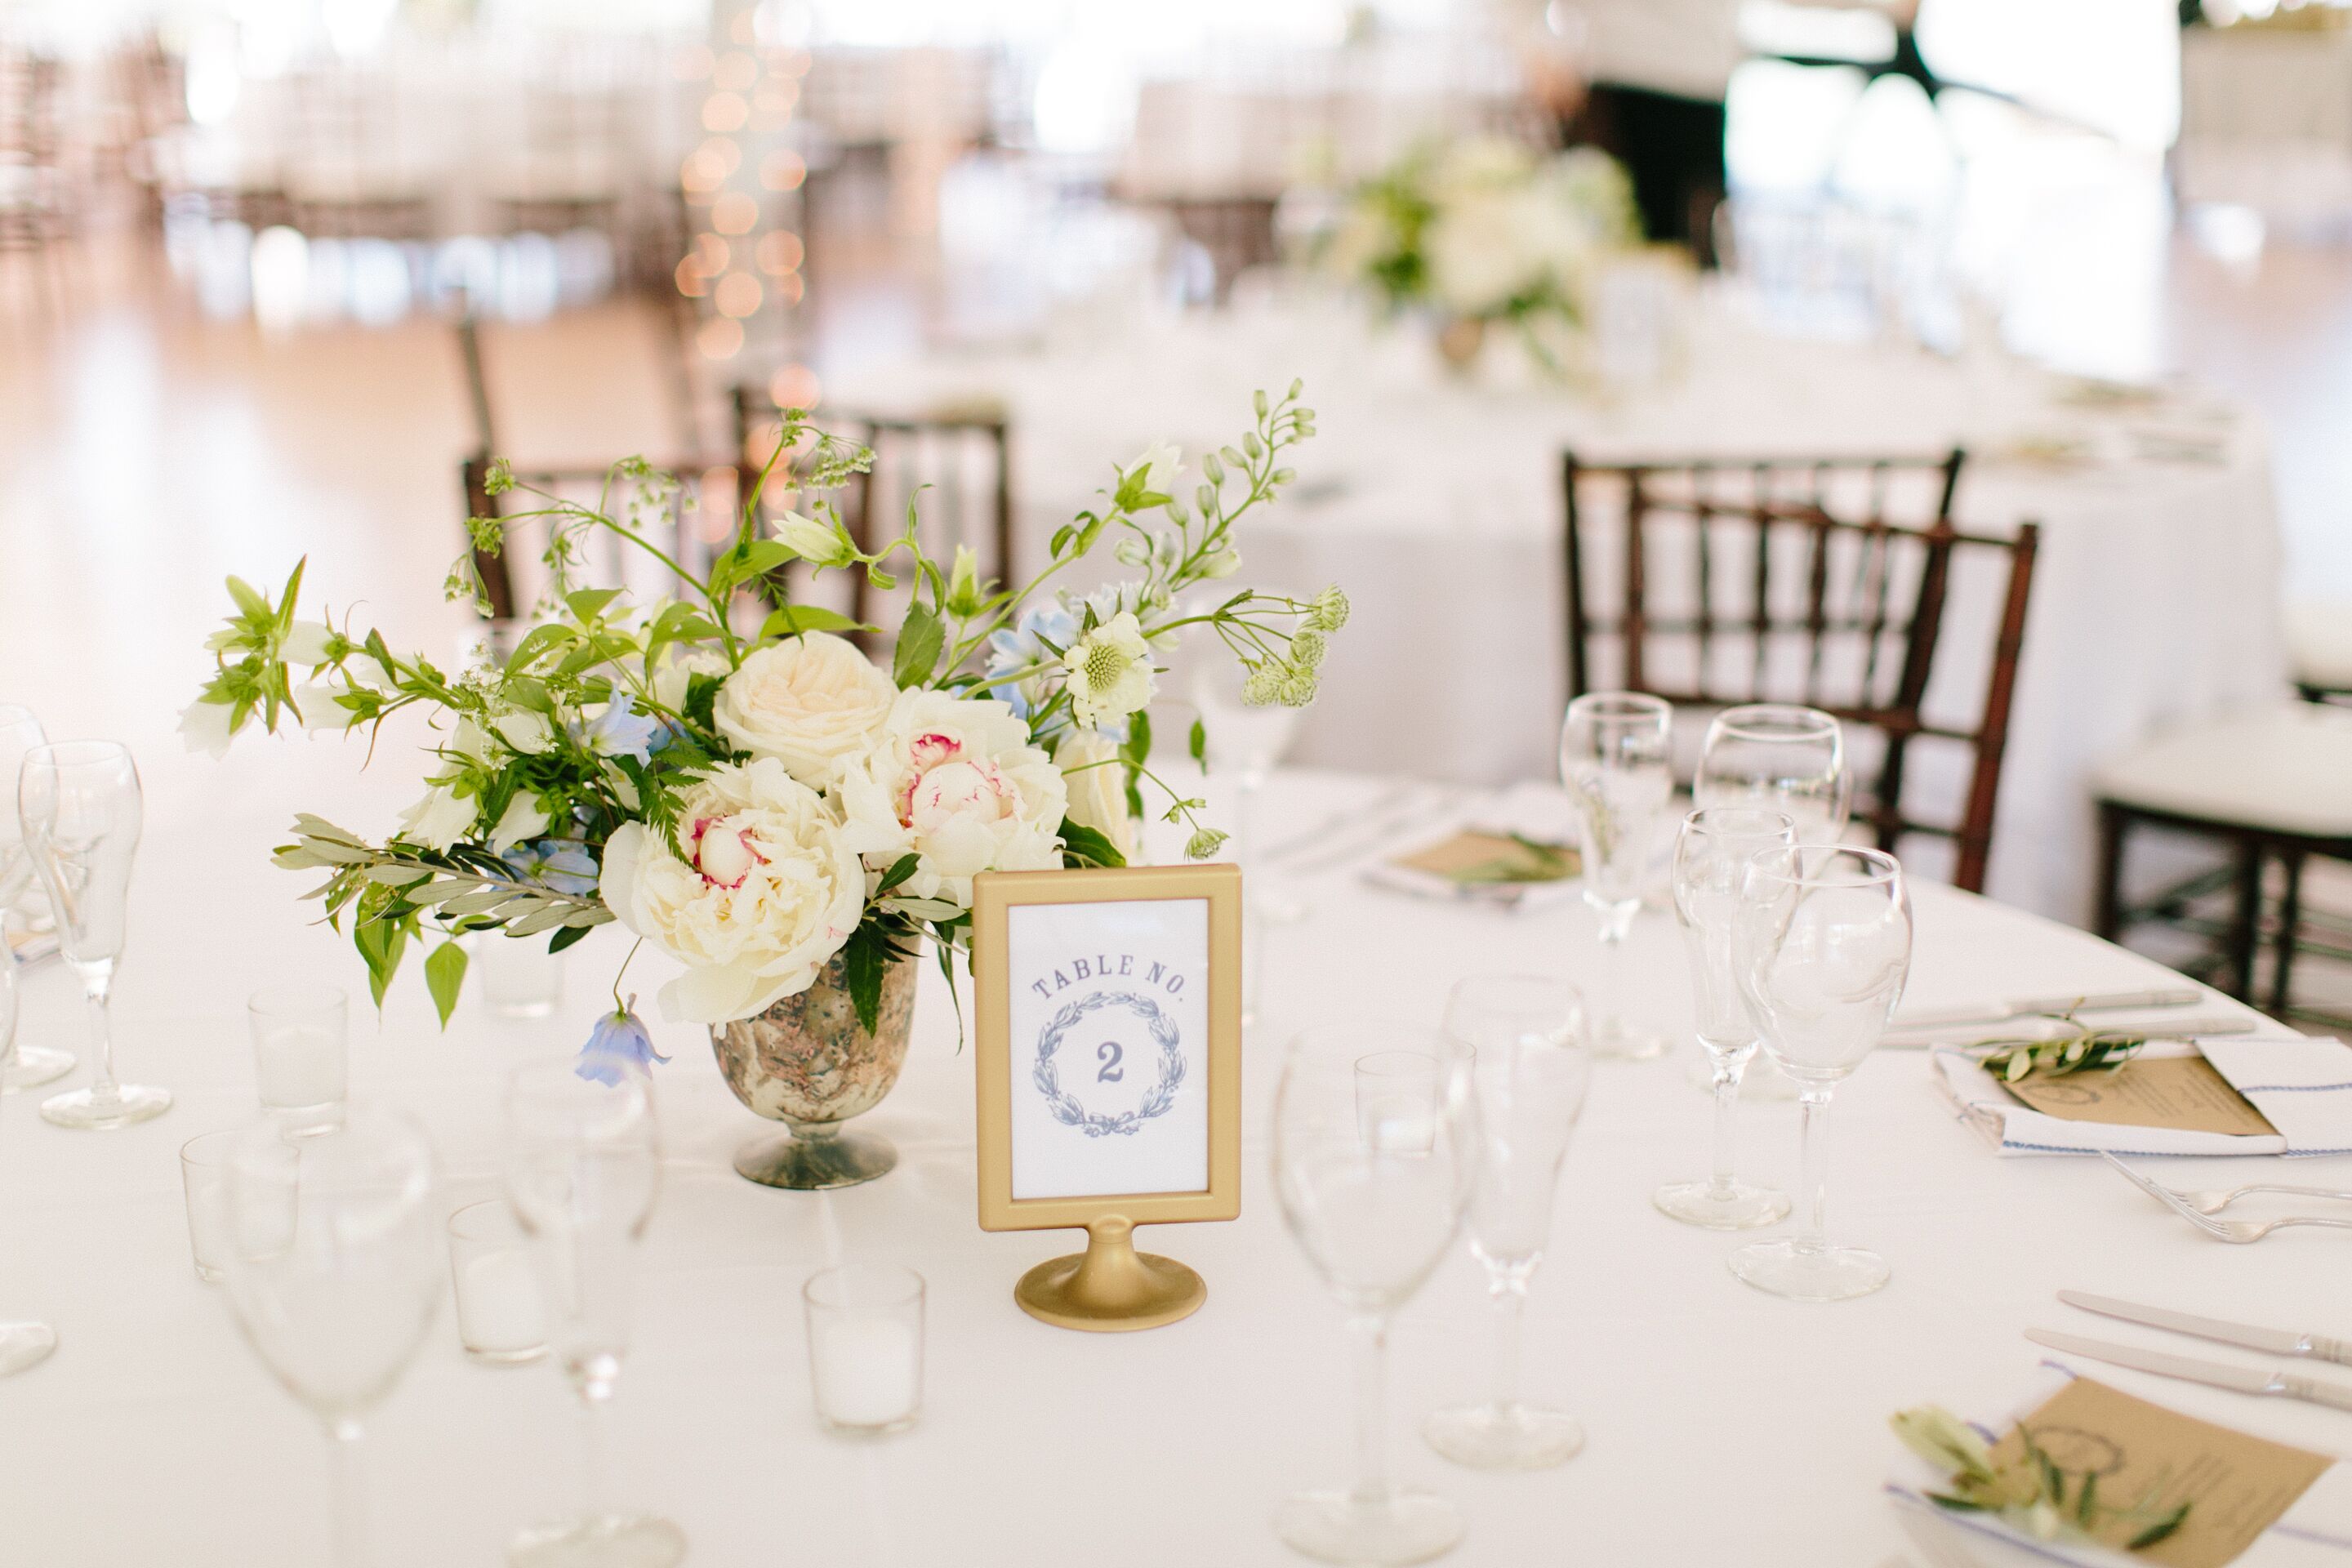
[2228,835,2263,1002]
[2093,802,2127,942]
[2272,845,2306,1018]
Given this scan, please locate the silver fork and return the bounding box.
[2163,1180,2352,1215]
[2101,1152,2352,1243]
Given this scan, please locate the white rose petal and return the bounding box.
[838,688,1068,909]
[178,698,234,758]
[1058,728,1134,862]
[713,633,897,789]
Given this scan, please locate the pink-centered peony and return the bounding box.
[840,690,1067,908]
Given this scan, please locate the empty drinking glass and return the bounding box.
[504,1058,684,1567]
[1424,976,1591,1470]
[0,705,70,1091]
[1273,1023,1477,1566]
[0,938,56,1374]
[250,985,349,1134]
[803,1264,924,1435]
[1729,846,1913,1302]
[211,1112,441,1568]
[1559,693,1673,1059]
[18,742,168,1129]
[1655,808,1797,1230]
[179,1128,245,1283]
[448,1200,547,1365]
[1694,704,1850,841]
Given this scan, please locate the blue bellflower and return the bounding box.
[576,1004,670,1085]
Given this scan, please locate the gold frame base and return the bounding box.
[1013,1215,1205,1332]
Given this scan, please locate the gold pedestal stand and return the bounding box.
[1013,1214,1205,1332]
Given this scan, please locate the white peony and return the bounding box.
[712,633,897,789]
[839,690,1067,907]
[1058,728,1134,862]
[1427,189,1551,318]
[599,757,866,1024]
[1060,612,1156,731]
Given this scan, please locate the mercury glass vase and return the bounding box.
[710,951,917,1191]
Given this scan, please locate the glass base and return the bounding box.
[1588,1020,1668,1062]
[1654,1178,1792,1231]
[41,1083,171,1130]
[1274,1486,1464,1566]
[463,1343,548,1367]
[1424,1401,1584,1470]
[0,1321,56,1376]
[1,1045,75,1091]
[1730,1240,1890,1302]
[508,1514,687,1568]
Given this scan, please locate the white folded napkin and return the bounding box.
[1933,1038,2352,1157]
[1886,1358,2352,1567]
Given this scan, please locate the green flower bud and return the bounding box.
[1184,827,1230,860]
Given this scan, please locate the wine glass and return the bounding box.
[1558,692,1673,1059]
[503,1058,684,1568]
[0,935,56,1374]
[1728,845,1912,1302]
[1693,704,1850,840]
[1272,1023,1477,1565]
[1191,660,1305,920]
[212,1111,441,1568]
[1655,808,1797,1230]
[18,741,171,1129]
[0,706,71,1090]
[1424,976,1591,1470]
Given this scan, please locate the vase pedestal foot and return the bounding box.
[733,1122,896,1190]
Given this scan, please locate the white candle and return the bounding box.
[253,1024,348,1117]
[456,1249,546,1356]
[810,1315,920,1430]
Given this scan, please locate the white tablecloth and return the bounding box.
[6,760,2340,1567]
[828,296,2287,923]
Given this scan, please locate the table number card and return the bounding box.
[970,864,1241,1332]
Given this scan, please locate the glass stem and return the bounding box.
[1349,1312,1392,1508]
[1795,1085,1833,1258]
[1594,906,1628,1036]
[82,971,118,1102]
[1490,1277,1527,1414]
[328,1419,370,1568]
[577,1386,613,1524]
[1708,1053,1748,1200]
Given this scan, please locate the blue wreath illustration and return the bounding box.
[1031,989,1186,1138]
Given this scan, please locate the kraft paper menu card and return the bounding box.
[2001,1056,2280,1139]
[1994,1377,2331,1568]
[1391,831,1575,885]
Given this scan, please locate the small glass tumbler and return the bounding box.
[804,1264,924,1436]
[248,985,349,1134]
[474,936,564,1021]
[180,1129,243,1283]
[447,1200,547,1366]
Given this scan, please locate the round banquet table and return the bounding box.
[826,292,2287,925]
[2,762,2341,1568]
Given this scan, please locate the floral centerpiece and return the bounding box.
[1325,135,1641,372]
[184,385,1341,1169]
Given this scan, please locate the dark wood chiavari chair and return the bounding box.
[1562,449,2039,893]
[460,454,736,628]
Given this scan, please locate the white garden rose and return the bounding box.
[712,633,897,788]
[1058,728,1134,862]
[839,690,1067,907]
[598,757,866,1024]
[1427,189,1549,318]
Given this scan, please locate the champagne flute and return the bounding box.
[1655,808,1797,1229]
[1273,1023,1477,1566]
[18,742,170,1129]
[1425,976,1591,1470]
[504,1058,684,1568]
[0,936,57,1374]
[0,706,71,1090]
[1558,693,1673,1059]
[1693,704,1850,840]
[1729,846,1912,1302]
[212,1111,441,1568]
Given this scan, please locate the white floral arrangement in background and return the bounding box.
[182,386,1343,1051]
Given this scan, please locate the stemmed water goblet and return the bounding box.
[1559,692,1673,1059]
[1728,845,1913,1301]
[212,1111,442,1567]
[1273,1023,1477,1566]
[0,706,72,1090]
[19,741,171,1129]
[1694,704,1850,840]
[0,936,57,1374]
[1655,808,1797,1230]
[503,1058,684,1568]
[1423,976,1591,1470]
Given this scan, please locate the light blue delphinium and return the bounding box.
[576,1000,669,1085]
[501,839,600,898]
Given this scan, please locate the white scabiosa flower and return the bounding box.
[838,690,1068,908]
[1059,612,1155,730]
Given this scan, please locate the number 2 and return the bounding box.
[1097,1040,1125,1082]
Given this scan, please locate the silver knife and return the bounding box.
[2024,1328,2352,1412]
[1880,1014,2256,1050]
[1892,988,2203,1031]
[2059,1291,2352,1366]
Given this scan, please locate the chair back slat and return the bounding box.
[1562,448,2039,893]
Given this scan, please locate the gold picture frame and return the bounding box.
[969,862,1242,1330]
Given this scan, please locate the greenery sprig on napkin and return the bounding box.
[1974,1014,2156,1084]
[1893,1406,2190,1551]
